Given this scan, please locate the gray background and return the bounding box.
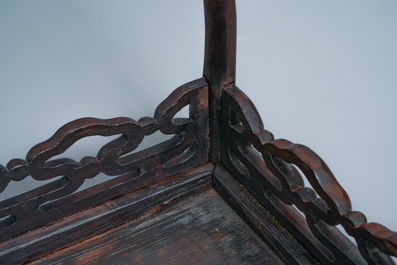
[1,0,396,237]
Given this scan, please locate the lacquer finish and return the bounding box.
[1,1,396,264]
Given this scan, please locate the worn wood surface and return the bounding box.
[0,78,209,242]
[28,188,283,265]
[0,164,213,264]
[221,84,397,264]
[203,0,236,164]
[1,1,396,264]
[213,164,320,265]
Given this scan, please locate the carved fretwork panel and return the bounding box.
[221,85,397,265]
[0,78,209,242]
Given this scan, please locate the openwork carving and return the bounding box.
[222,85,397,265]
[0,78,209,242]
[1,1,395,263]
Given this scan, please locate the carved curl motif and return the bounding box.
[0,78,209,242]
[222,85,397,265]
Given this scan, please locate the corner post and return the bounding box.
[203,0,237,163]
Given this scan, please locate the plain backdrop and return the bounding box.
[1,1,396,236]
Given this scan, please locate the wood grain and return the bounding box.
[29,189,283,265]
[203,0,236,163]
[1,1,396,264]
[213,164,320,265]
[0,164,213,264]
[221,84,397,264]
[0,78,209,242]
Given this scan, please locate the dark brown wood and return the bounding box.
[213,164,320,265]
[0,164,213,264]
[28,189,284,265]
[1,1,396,264]
[220,84,397,264]
[203,0,236,163]
[0,78,209,242]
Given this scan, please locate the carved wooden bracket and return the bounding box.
[221,85,397,264]
[0,78,209,241]
[0,1,396,264]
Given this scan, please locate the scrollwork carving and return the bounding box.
[222,85,397,264]
[0,78,209,242]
